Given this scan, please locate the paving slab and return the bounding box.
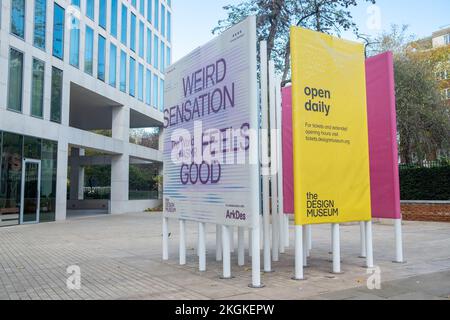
[0,212,449,300]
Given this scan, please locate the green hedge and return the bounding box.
[400,166,450,200]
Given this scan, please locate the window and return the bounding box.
[52,4,65,60]
[129,58,136,97]
[86,0,94,20]
[121,4,128,45]
[98,35,106,81]
[111,0,118,38]
[7,48,24,112]
[99,0,107,29]
[146,69,151,105]
[445,34,450,46]
[31,58,45,118]
[131,0,136,8]
[84,26,94,75]
[159,78,164,111]
[33,0,47,50]
[11,0,25,38]
[166,46,171,67]
[69,16,80,68]
[167,11,171,43]
[109,44,117,87]
[147,0,152,23]
[130,13,136,52]
[160,40,165,72]
[146,28,152,64]
[160,4,165,37]
[153,35,159,69]
[154,0,159,30]
[153,74,158,108]
[140,0,145,16]
[138,64,144,101]
[71,0,80,7]
[120,51,127,92]
[50,67,63,123]
[139,21,145,58]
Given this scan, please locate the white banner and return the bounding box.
[163,16,259,228]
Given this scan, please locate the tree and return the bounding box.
[213,0,375,81]
[368,25,450,163]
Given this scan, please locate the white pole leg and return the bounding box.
[279,213,285,254]
[263,209,272,272]
[306,225,312,257]
[248,228,253,258]
[272,212,279,262]
[294,225,304,280]
[216,224,222,262]
[199,223,206,272]
[332,223,341,274]
[394,219,404,263]
[359,221,366,258]
[329,224,333,254]
[250,225,263,288]
[179,220,186,265]
[230,226,235,253]
[162,217,169,261]
[284,215,290,248]
[302,225,308,267]
[222,225,232,279]
[366,221,374,268]
[238,227,245,266]
[259,215,264,248]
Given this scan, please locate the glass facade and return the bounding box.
[159,79,164,111]
[10,0,25,39]
[139,21,145,58]
[52,4,65,60]
[130,13,136,52]
[147,0,152,23]
[84,26,94,75]
[161,4,165,37]
[7,48,24,112]
[121,4,128,45]
[129,57,136,97]
[98,35,106,82]
[153,73,158,108]
[153,35,159,69]
[86,0,95,20]
[33,0,47,50]
[109,43,117,87]
[0,132,57,226]
[146,28,152,64]
[138,63,144,101]
[111,0,118,38]
[154,0,159,30]
[146,69,151,105]
[99,0,107,29]
[50,67,63,123]
[31,58,45,118]
[120,50,127,93]
[69,16,80,68]
[160,40,165,72]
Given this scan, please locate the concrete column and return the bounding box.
[69,148,85,201]
[55,138,69,221]
[110,106,130,214]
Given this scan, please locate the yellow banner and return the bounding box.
[291,27,372,225]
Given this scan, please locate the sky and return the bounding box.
[172,0,450,62]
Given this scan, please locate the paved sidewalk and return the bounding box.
[0,212,449,300]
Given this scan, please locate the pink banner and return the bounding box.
[282,87,294,214]
[281,52,401,218]
[366,52,401,219]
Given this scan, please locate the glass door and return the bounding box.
[20,159,41,224]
